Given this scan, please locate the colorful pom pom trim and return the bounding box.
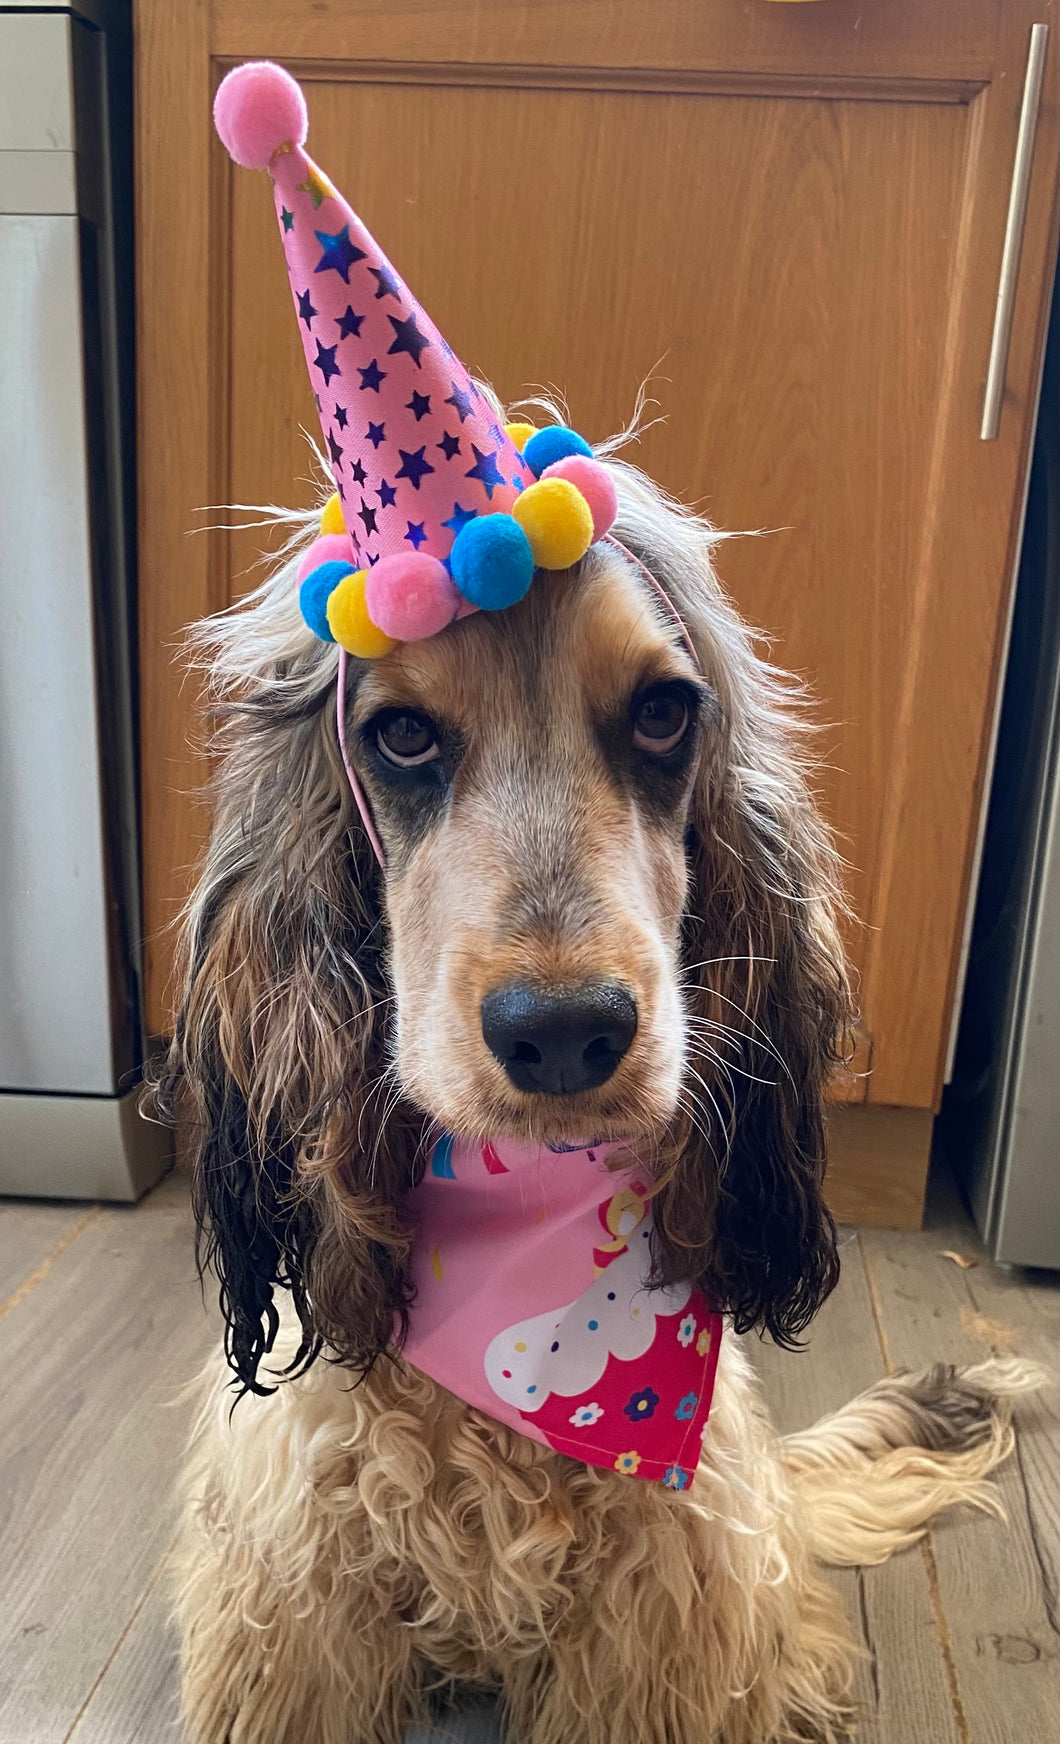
[298,428,616,658]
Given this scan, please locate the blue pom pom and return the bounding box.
[450,514,534,610]
[522,425,593,478]
[299,560,352,641]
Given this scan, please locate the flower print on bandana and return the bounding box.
[623,1386,660,1424]
[615,1450,641,1476]
[696,1327,713,1358]
[677,1313,697,1348]
[675,1392,699,1422]
[663,1465,691,1491]
[569,1402,604,1428]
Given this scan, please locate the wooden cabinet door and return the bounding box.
[136,0,1058,1223]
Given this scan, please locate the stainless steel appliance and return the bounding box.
[942,265,1059,1269]
[0,1,170,1197]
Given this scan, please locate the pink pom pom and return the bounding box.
[365,553,460,643]
[213,62,308,169]
[296,532,353,584]
[541,455,618,542]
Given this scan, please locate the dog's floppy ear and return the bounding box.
[668,762,850,1345]
[641,539,853,1345]
[152,623,419,1395]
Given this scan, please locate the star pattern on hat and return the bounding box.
[263,124,530,577]
[314,225,366,282]
[396,446,435,490]
[369,263,403,301]
[358,359,386,392]
[445,382,474,423]
[314,340,341,384]
[336,305,364,340]
[387,311,431,368]
[465,444,505,500]
[297,165,333,209]
[443,502,478,537]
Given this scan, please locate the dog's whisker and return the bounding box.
[681,1064,736,1151]
[355,1063,401,1162]
[362,1065,406,1186]
[685,1029,779,1089]
[683,1016,747,1057]
[671,1085,722,1167]
[680,956,775,974]
[334,992,397,1037]
[682,987,797,1085]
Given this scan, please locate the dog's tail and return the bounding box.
[781,1359,1045,1567]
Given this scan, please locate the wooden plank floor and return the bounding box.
[0,1165,1055,1744]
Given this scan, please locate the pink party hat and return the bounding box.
[214,62,618,658]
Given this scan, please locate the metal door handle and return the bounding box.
[981,22,1049,440]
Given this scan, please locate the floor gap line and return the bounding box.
[858,1233,895,1375]
[0,1206,103,1323]
[62,1536,179,1744]
[920,1531,973,1744]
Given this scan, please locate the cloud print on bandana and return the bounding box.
[263,141,533,570]
[483,1222,693,1413]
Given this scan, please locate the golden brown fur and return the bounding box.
[157,404,1039,1742]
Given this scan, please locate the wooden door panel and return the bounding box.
[211,1,1023,85]
[137,0,1058,1223]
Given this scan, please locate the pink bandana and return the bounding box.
[402,1135,722,1490]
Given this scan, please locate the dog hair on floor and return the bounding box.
[156,398,1040,1743]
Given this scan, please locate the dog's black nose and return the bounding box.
[481,983,638,1096]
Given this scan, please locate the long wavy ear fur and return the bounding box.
[610,466,855,1345]
[150,520,421,1394]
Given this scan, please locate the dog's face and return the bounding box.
[163,463,853,1394]
[349,549,707,1145]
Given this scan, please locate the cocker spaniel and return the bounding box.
[157,426,1033,1744]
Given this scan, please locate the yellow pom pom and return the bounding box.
[512,477,593,571]
[320,492,345,536]
[504,421,537,453]
[325,569,398,659]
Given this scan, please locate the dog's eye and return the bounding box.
[632,685,691,755]
[375,710,440,767]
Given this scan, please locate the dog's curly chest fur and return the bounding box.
[180,1325,859,1743]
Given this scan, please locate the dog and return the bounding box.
[157,420,1035,1744]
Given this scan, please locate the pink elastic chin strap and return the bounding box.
[335,535,701,869]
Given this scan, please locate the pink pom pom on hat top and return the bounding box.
[212,61,618,660]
